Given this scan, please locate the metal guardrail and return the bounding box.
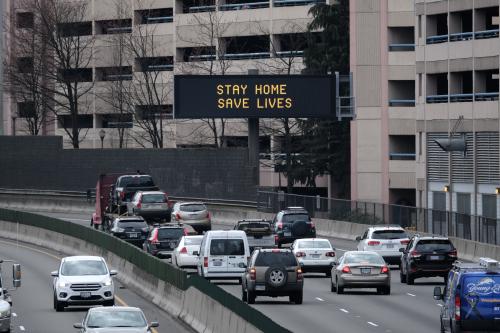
[389,99,415,107]
[389,152,416,161]
[388,44,415,52]
[426,29,499,44]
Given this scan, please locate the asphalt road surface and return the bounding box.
[25,210,445,333]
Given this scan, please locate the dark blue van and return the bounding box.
[434,258,500,332]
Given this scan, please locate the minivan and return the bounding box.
[197,230,250,282]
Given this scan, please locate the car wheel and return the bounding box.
[247,290,256,304]
[241,285,247,302]
[265,266,288,289]
[406,269,414,285]
[53,293,65,312]
[277,242,281,248]
[378,286,390,295]
[336,278,344,294]
[325,270,331,278]
[238,278,243,284]
[440,320,445,333]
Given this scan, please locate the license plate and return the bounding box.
[386,244,394,249]
[361,268,371,275]
[284,232,292,237]
[169,242,176,248]
[311,254,321,258]
[213,261,222,266]
[128,233,138,238]
[429,255,441,260]
[255,285,266,291]
[494,306,500,312]
[80,292,91,299]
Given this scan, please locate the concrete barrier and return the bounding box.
[0,219,278,333]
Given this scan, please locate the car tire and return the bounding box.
[247,290,256,304]
[406,270,414,285]
[291,292,303,304]
[53,293,65,312]
[378,286,390,295]
[277,241,281,248]
[336,278,344,294]
[242,286,247,302]
[291,221,308,237]
[330,280,336,292]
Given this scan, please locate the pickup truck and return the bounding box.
[111,174,159,214]
[234,219,275,251]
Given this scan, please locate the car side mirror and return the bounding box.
[399,248,405,253]
[110,270,118,276]
[51,270,59,277]
[433,287,443,300]
[355,236,362,241]
[150,321,159,328]
[73,323,83,329]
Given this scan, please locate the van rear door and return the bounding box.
[226,238,246,273]
[461,274,500,331]
[208,236,228,273]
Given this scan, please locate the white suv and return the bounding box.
[51,256,117,311]
[356,226,410,265]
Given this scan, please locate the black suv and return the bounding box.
[399,235,457,285]
[241,249,303,304]
[272,207,316,247]
[143,224,186,259]
[109,217,149,247]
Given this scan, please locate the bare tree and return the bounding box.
[176,10,237,148]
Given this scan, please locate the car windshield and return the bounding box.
[210,239,244,256]
[372,230,408,240]
[158,228,184,239]
[297,240,331,249]
[184,237,202,245]
[344,253,385,265]
[416,240,454,252]
[142,194,166,203]
[61,260,107,276]
[282,213,310,223]
[180,204,206,212]
[255,252,297,266]
[86,310,147,328]
[117,221,147,228]
[120,176,154,188]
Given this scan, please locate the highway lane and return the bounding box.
[30,209,446,333]
[0,238,193,333]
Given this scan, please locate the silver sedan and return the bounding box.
[330,251,391,295]
[73,306,158,332]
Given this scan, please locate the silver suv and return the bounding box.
[51,256,117,311]
[241,249,303,304]
[356,226,410,265]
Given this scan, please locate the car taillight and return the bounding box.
[137,198,142,209]
[206,211,211,219]
[203,257,208,268]
[325,252,336,257]
[297,267,303,280]
[150,230,159,245]
[295,252,306,258]
[176,212,182,220]
[342,266,351,274]
[455,293,461,320]
[410,250,421,258]
[183,228,189,236]
[277,222,283,230]
[180,247,187,254]
[274,235,279,244]
[367,241,380,246]
[249,267,256,280]
[310,221,315,228]
[119,191,125,200]
[381,266,389,274]
[449,250,457,258]
[400,239,410,245]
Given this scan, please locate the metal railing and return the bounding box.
[449,32,474,42]
[426,29,499,44]
[388,43,415,52]
[427,93,499,103]
[276,50,304,57]
[222,52,271,60]
[475,92,499,101]
[389,99,415,107]
[426,94,449,103]
[257,191,500,245]
[145,16,173,24]
[389,152,416,161]
[426,34,449,44]
[273,0,325,7]
[188,5,216,13]
[219,2,269,11]
[475,29,499,39]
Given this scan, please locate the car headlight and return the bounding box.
[58,281,70,288]
[0,309,10,318]
[103,279,113,287]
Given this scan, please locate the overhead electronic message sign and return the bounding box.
[174,75,336,118]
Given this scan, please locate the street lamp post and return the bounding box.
[98,129,106,149]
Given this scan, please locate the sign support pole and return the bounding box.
[248,69,260,189]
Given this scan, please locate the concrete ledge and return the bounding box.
[0,220,266,333]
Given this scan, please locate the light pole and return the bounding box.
[98,129,106,149]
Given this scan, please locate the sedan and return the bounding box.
[128,191,171,222]
[172,235,203,269]
[330,251,391,295]
[74,306,159,332]
[290,238,336,276]
[171,202,211,233]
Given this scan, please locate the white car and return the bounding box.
[356,226,410,265]
[172,235,203,269]
[51,256,117,312]
[290,238,336,276]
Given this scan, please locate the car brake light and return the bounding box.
[449,250,457,258]
[277,222,283,230]
[297,267,303,280]
[274,235,279,244]
[367,241,380,246]
[203,257,208,268]
[180,247,188,254]
[272,249,281,253]
[295,251,306,258]
[381,266,389,274]
[410,250,421,258]
[342,266,351,274]
[150,229,159,245]
[183,228,189,236]
[119,191,125,200]
[176,212,182,220]
[455,293,461,320]
[137,196,142,209]
[206,211,211,219]
[400,239,410,245]
[326,251,336,257]
[250,267,256,280]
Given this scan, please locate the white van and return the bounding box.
[197,230,250,282]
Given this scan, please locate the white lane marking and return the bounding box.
[19,326,25,331]
[406,293,416,297]
[340,308,349,313]
[315,297,324,302]
[367,322,379,327]
[437,303,443,307]
[12,313,16,317]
